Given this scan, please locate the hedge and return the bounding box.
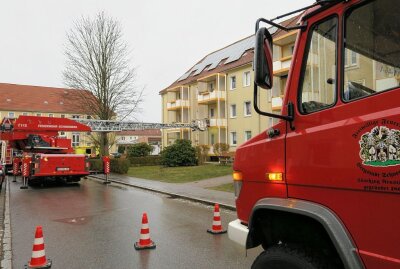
[110,158,130,174]
[128,156,161,166]
[88,158,103,171]
[88,158,130,174]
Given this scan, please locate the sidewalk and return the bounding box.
[90,173,236,210]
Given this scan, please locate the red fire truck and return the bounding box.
[228,0,399,268]
[0,116,91,185]
[0,115,208,187]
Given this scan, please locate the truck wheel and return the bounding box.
[251,245,325,269]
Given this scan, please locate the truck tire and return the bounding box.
[251,245,326,269]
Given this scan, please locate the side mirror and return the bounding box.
[254,27,273,89]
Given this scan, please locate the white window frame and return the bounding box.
[243,71,251,87]
[72,133,80,147]
[230,132,237,146]
[230,104,237,118]
[22,112,28,116]
[244,101,252,117]
[345,50,359,68]
[48,114,53,117]
[244,130,252,141]
[8,112,15,118]
[230,76,236,90]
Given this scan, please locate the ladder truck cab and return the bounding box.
[0,116,91,185]
[228,0,399,268]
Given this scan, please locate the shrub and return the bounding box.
[117,145,125,154]
[161,139,197,167]
[213,143,230,156]
[88,158,103,171]
[127,143,153,157]
[110,158,130,174]
[195,144,210,165]
[129,156,161,166]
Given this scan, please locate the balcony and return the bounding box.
[209,118,227,127]
[197,90,226,104]
[271,96,284,111]
[273,56,292,77]
[167,99,190,110]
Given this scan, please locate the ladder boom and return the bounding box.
[75,119,209,132]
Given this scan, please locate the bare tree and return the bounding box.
[63,12,142,156]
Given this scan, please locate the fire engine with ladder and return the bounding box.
[0,115,208,188]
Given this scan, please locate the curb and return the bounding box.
[1,177,12,269]
[88,175,236,211]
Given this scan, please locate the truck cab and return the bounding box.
[228,0,400,268]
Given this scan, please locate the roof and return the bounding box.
[117,129,161,137]
[160,14,301,94]
[0,83,94,114]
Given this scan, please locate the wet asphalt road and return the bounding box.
[10,178,261,269]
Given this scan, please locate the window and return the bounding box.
[8,112,15,118]
[230,104,237,118]
[244,131,252,141]
[86,115,92,119]
[300,17,337,114]
[121,137,125,141]
[244,101,252,116]
[72,115,80,119]
[343,0,400,101]
[210,108,215,118]
[61,114,65,118]
[48,114,53,117]
[230,132,237,146]
[209,82,214,92]
[230,76,236,90]
[36,113,41,116]
[72,133,80,147]
[268,117,279,127]
[211,134,215,145]
[60,131,65,136]
[243,71,251,87]
[22,112,28,116]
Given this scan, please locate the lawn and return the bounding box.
[207,183,234,193]
[127,164,232,183]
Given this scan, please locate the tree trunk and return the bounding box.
[100,132,109,156]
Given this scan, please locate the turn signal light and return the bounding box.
[267,172,283,181]
[233,171,243,181]
[233,171,243,199]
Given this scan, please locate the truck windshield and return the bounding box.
[343,0,400,101]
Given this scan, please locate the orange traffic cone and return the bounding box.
[207,203,227,234]
[25,226,52,269]
[134,213,156,250]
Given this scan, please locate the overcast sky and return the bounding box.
[0,0,313,122]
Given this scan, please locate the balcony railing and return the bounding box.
[271,96,284,111]
[209,118,227,127]
[273,56,292,77]
[167,99,190,110]
[197,90,226,103]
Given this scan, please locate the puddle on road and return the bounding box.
[53,215,93,225]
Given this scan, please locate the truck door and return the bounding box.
[285,1,400,267]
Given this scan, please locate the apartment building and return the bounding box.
[160,16,300,154]
[0,83,101,154]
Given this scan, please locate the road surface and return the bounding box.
[10,178,260,268]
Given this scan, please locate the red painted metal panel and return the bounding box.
[234,121,287,222]
[103,156,110,174]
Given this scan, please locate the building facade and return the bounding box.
[160,16,299,154]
